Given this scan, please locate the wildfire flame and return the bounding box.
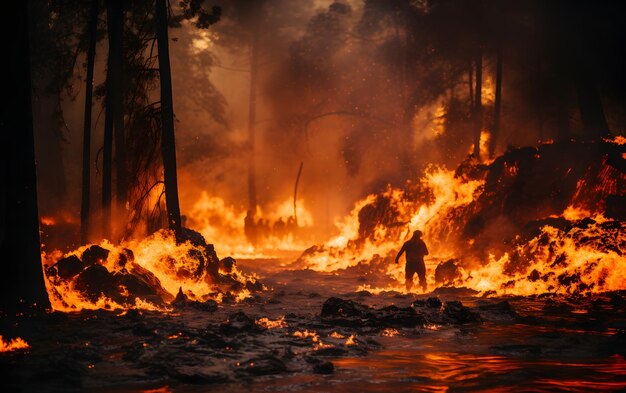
[0,336,30,352]
[256,316,288,329]
[42,230,261,312]
[40,139,624,309]
[294,166,483,273]
[187,192,314,258]
[293,140,626,297]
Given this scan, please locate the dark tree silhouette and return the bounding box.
[81,0,99,244]
[472,48,483,159]
[247,16,261,215]
[102,0,125,240]
[0,0,50,311]
[489,47,503,159]
[156,0,182,234]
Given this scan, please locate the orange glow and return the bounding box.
[468,130,493,162]
[186,192,314,259]
[296,166,483,286]
[293,161,624,296]
[40,216,56,226]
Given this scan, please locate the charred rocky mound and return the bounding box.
[46,244,170,307]
[320,297,483,329]
[45,228,262,309]
[460,139,625,255]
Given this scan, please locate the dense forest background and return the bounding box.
[26,0,626,249]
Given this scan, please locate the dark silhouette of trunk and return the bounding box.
[247,20,260,215]
[81,0,98,244]
[472,48,483,159]
[103,0,124,239]
[0,0,51,311]
[111,1,127,221]
[156,0,182,234]
[575,67,611,139]
[293,162,304,225]
[489,47,503,159]
[468,61,474,109]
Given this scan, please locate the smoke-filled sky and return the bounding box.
[33,0,626,245]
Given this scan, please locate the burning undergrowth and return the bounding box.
[42,228,263,312]
[185,193,315,259]
[295,139,626,296]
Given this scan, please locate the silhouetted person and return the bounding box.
[244,210,257,245]
[395,230,429,292]
[258,218,270,240]
[273,217,286,238]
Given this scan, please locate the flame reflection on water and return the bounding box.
[331,351,626,392]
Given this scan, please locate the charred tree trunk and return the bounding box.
[472,48,483,159]
[110,0,127,223]
[81,0,98,244]
[156,0,182,234]
[293,162,304,225]
[247,20,260,215]
[102,0,123,239]
[0,0,51,311]
[489,47,503,159]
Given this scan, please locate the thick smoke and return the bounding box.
[31,0,626,249]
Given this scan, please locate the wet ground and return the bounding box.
[1,259,626,392]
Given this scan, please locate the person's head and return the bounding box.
[412,230,423,239]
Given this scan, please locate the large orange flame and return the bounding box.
[294,150,625,296]
[186,192,314,258]
[0,336,30,352]
[42,230,261,312]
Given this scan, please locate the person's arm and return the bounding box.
[395,243,406,263]
[423,241,429,256]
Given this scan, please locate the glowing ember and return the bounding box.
[293,329,319,341]
[381,328,399,337]
[256,316,288,329]
[0,336,30,352]
[40,216,56,226]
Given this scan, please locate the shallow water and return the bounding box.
[2,259,626,392]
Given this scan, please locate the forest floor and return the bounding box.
[2,258,626,392]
